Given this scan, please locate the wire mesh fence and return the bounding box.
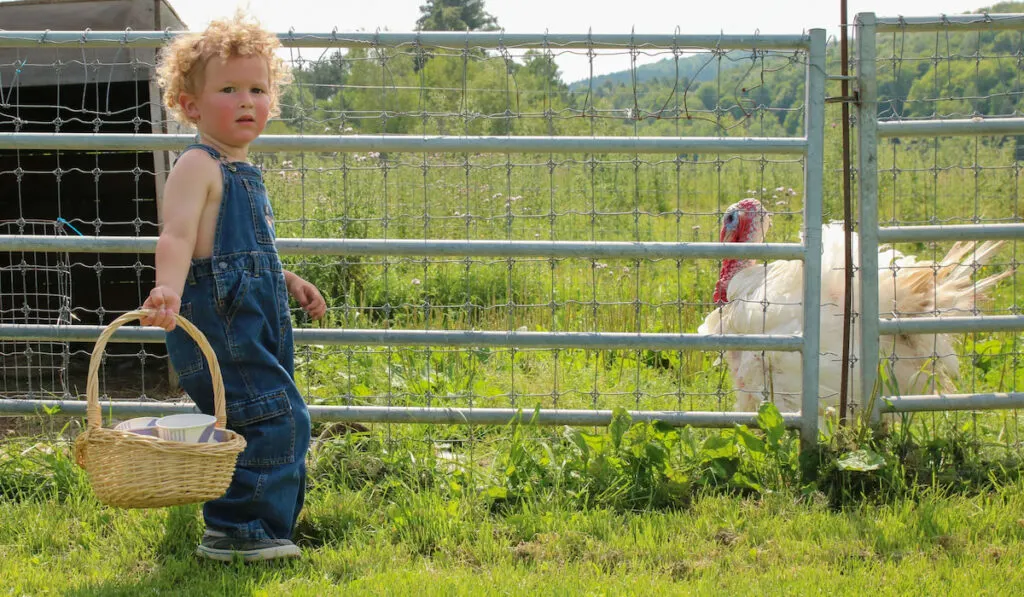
[272,33,811,416]
[856,12,1024,457]
[0,26,829,451]
[0,219,72,401]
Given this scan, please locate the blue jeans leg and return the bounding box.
[166,265,310,540]
[174,374,309,540]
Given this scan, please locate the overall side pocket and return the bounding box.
[215,268,253,326]
[166,302,205,378]
[226,388,296,468]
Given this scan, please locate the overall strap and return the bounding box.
[177,143,239,172]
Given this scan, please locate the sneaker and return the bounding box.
[196,534,301,562]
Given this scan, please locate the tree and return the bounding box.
[415,0,499,31]
[521,50,565,95]
[292,51,351,101]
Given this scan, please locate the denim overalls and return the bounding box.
[165,144,311,541]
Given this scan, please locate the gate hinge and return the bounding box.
[825,90,861,105]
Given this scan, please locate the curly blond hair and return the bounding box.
[156,11,291,125]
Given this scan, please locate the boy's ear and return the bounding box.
[179,92,200,122]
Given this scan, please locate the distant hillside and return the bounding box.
[568,50,747,96]
[568,2,1024,100]
[565,2,1024,130]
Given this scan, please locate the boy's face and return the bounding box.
[181,55,272,151]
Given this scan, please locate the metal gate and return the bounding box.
[0,28,826,444]
[856,13,1024,424]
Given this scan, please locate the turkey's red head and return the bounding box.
[713,198,771,304]
[719,198,770,244]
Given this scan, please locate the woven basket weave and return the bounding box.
[74,309,246,508]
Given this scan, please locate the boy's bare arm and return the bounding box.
[283,270,327,320]
[141,151,216,331]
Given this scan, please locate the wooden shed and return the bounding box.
[0,0,187,397]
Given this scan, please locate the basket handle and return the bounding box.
[86,309,227,431]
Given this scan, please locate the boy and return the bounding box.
[141,13,326,562]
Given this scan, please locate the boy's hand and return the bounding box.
[286,274,327,321]
[141,285,182,331]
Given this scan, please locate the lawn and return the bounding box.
[3,463,1023,595]
[3,404,1024,595]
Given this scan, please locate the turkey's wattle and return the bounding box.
[712,198,772,304]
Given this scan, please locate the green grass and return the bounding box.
[3,462,1024,595]
[3,405,1024,595]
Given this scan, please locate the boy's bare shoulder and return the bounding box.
[168,148,222,188]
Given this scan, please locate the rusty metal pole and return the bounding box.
[839,0,854,425]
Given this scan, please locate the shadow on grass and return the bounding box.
[62,505,307,597]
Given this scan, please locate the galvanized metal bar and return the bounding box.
[876,14,1024,33]
[0,132,808,155]
[0,235,158,254]
[0,235,805,261]
[878,315,1024,335]
[879,393,1024,412]
[878,117,1024,138]
[877,224,1024,243]
[0,324,804,351]
[0,399,803,428]
[0,30,811,50]
[799,29,827,448]
[855,13,882,426]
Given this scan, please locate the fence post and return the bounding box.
[855,13,880,425]
[801,28,826,448]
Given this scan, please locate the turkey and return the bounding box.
[697,197,1010,423]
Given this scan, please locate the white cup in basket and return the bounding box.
[155,413,218,443]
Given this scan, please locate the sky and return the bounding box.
[162,0,990,82]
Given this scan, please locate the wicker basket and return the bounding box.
[74,309,246,508]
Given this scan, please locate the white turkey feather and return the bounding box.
[699,218,1009,427]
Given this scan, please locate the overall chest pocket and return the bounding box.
[241,177,276,246]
